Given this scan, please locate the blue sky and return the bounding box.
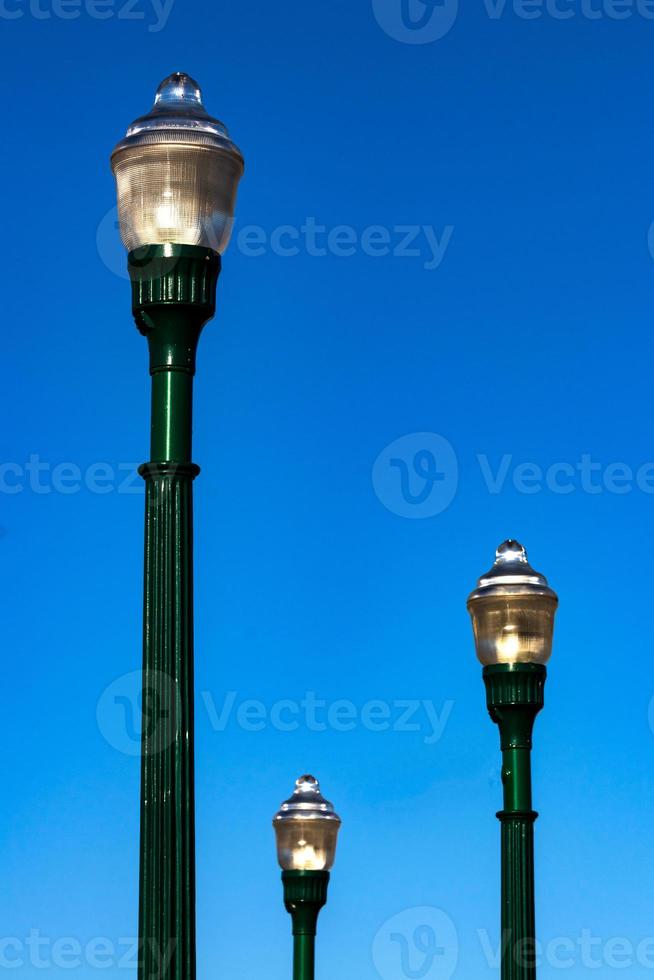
[1,1,654,978]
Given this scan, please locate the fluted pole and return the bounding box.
[130,244,221,980]
[484,663,546,980]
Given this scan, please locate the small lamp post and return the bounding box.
[467,541,558,980]
[110,73,244,980]
[273,776,342,980]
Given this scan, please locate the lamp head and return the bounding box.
[467,540,558,666]
[110,72,244,254]
[273,775,341,872]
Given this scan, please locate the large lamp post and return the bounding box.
[467,541,558,980]
[273,776,342,980]
[110,73,244,980]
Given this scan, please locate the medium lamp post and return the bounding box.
[110,73,244,980]
[273,776,342,980]
[467,540,558,980]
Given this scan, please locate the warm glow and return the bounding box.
[155,203,177,229]
[497,627,521,662]
[291,841,325,871]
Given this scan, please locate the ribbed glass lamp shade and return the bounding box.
[273,775,341,872]
[467,540,559,666]
[110,72,244,253]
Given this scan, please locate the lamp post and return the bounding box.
[273,776,342,980]
[110,73,244,980]
[467,540,558,980]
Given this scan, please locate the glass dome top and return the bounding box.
[111,72,244,166]
[468,540,558,603]
[273,775,341,825]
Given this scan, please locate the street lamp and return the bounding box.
[274,776,342,980]
[110,73,244,980]
[467,540,558,980]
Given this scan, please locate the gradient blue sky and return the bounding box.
[2,2,654,978]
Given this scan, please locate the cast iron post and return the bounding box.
[130,244,220,980]
[484,662,545,980]
[283,871,330,980]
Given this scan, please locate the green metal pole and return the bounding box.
[282,871,330,980]
[128,244,221,980]
[483,662,546,980]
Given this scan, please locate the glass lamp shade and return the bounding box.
[273,775,341,872]
[467,540,558,666]
[110,72,244,253]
